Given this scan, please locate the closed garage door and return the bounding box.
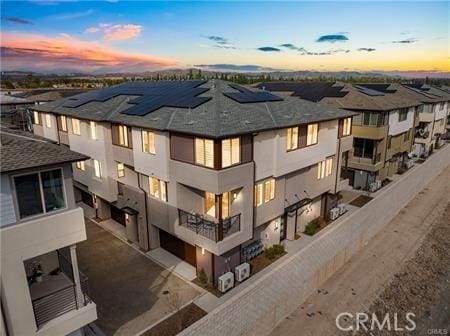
[159,230,196,267]
[81,190,94,208]
[111,205,126,226]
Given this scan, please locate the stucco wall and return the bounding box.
[388,107,415,136]
[179,144,450,336]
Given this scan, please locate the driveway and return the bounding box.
[77,219,200,336]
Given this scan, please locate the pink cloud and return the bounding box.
[0,32,177,73]
[84,27,100,34]
[104,24,142,41]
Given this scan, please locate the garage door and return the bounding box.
[159,230,196,267]
[111,205,126,227]
[80,190,94,208]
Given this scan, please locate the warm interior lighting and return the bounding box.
[201,247,205,255]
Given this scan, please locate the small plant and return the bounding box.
[197,268,208,284]
[265,244,285,261]
[304,217,326,236]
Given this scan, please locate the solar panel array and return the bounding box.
[224,84,283,103]
[355,84,397,94]
[402,84,441,99]
[62,81,211,116]
[353,85,385,96]
[255,82,347,102]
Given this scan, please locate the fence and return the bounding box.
[179,144,450,336]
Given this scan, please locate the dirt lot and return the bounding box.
[270,166,450,336]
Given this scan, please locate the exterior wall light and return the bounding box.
[201,247,205,255]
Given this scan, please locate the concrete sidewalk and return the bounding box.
[269,166,450,336]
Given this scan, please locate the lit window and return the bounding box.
[148,176,167,202]
[255,178,275,206]
[317,158,333,180]
[222,137,240,168]
[93,159,101,178]
[307,123,318,146]
[117,163,125,178]
[205,192,216,217]
[118,125,129,147]
[33,111,40,125]
[90,121,97,140]
[45,114,52,128]
[72,118,81,135]
[287,127,298,150]
[142,130,156,154]
[76,161,85,171]
[222,192,230,219]
[341,118,352,137]
[195,138,214,168]
[59,115,67,132]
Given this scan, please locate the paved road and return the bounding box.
[270,166,450,336]
[77,219,200,336]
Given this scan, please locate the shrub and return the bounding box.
[265,244,285,261]
[304,217,324,236]
[197,268,208,284]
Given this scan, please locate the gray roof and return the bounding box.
[0,128,89,173]
[390,84,448,104]
[32,80,356,138]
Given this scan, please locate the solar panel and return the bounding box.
[402,85,441,99]
[356,84,396,94]
[255,82,347,102]
[224,84,283,103]
[353,85,384,96]
[62,81,211,115]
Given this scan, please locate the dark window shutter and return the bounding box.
[127,127,133,148]
[298,125,307,148]
[338,119,343,138]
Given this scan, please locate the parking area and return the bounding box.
[77,219,201,336]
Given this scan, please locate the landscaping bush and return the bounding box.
[304,217,326,236]
[265,244,285,261]
[197,268,208,284]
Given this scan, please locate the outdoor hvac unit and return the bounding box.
[218,272,235,293]
[235,262,250,282]
[337,203,347,216]
[376,180,382,189]
[405,160,414,169]
[369,182,378,193]
[329,208,340,221]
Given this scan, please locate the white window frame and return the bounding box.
[148,176,167,202]
[317,157,333,180]
[118,125,129,147]
[221,137,240,168]
[75,161,85,171]
[342,117,352,137]
[90,121,97,140]
[117,163,125,178]
[45,114,52,128]
[255,178,275,206]
[286,127,299,150]
[72,118,81,135]
[60,115,67,132]
[142,130,156,154]
[195,138,214,168]
[33,111,40,125]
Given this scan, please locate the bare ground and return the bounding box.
[270,167,450,336]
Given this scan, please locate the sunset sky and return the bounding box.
[1,1,448,75]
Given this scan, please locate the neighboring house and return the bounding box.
[390,84,449,157]
[31,80,355,284]
[0,129,97,336]
[257,82,420,190]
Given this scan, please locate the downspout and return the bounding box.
[334,137,341,194]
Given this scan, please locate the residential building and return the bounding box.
[257,82,420,190]
[390,84,449,157]
[0,128,97,336]
[31,80,355,284]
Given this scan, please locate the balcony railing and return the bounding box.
[178,209,240,242]
[31,251,92,329]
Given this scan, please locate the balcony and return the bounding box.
[29,251,92,329]
[178,209,240,242]
[352,125,388,140]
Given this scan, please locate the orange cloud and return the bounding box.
[104,24,142,41]
[0,32,177,73]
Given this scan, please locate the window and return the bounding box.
[286,127,299,150]
[148,176,167,201]
[45,114,52,128]
[118,125,129,147]
[255,178,275,206]
[264,179,276,203]
[221,192,230,219]
[59,115,67,132]
[205,192,216,217]
[340,117,352,137]
[403,130,410,142]
[307,123,318,145]
[353,138,375,159]
[93,159,101,178]
[72,118,81,135]
[117,163,125,178]
[33,111,40,125]
[362,112,385,127]
[14,169,65,219]
[75,161,85,171]
[398,109,408,122]
[142,130,156,154]
[195,138,214,168]
[90,121,97,140]
[317,158,333,180]
[222,137,240,168]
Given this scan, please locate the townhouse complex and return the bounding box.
[0,129,97,336]
[258,82,450,190]
[31,80,355,284]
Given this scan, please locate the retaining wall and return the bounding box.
[180,145,450,336]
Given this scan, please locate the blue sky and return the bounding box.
[1,1,448,74]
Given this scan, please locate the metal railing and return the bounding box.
[31,251,92,329]
[179,209,240,242]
